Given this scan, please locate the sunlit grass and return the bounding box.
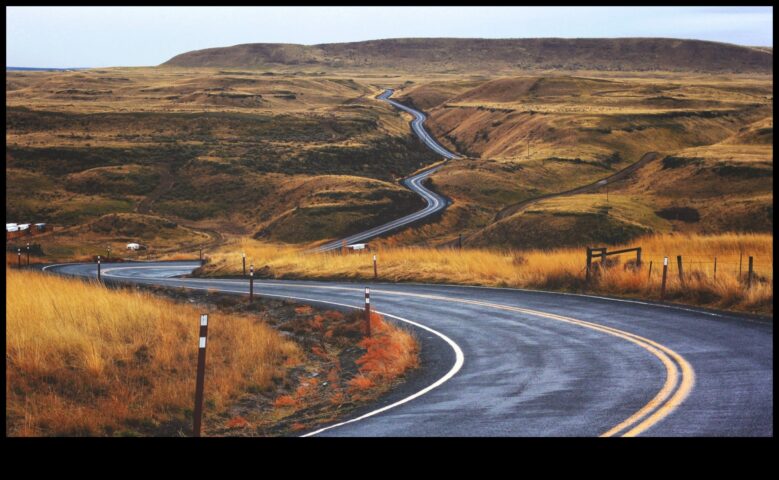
[6,269,301,436]
[203,232,772,315]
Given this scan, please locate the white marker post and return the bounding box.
[364,287,371,337]
[249,264,254,304]
[26,242,30,266]
[193,313,209,437]
[660,257,669,301]
[97,255,101,282]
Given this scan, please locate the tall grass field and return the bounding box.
[201,232,772,316]
[6,269,301,436]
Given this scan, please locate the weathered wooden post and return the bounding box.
[242,252,246,276]
[648,260,653,281]
[373,254,378,279]
[586,247,592,283]
[458,233,462,250]
[636,247,642,267]
[677,255,685,288]
[747,256,754,289]
[193,313,209,437]
[713,257,717,280]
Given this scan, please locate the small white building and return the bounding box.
[126,243,141,250]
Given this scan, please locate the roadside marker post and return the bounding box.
[249,264,254,304]
[107,245,111,260]
[17,248,21,268]
[26,242,30,266]
[193,313,209,437]
[373,254,378,279]
[747,256,754,289]
[660,257,668,301]
[677,255,685,288]
[97,255,101,282]
[364,287,371,337]
[242,252,246,276]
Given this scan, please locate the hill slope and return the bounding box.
[163,38,773,73]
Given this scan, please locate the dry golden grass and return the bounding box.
[203,232,772,315]
[6,269,301,436]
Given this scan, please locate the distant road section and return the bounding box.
[313,89,459,252]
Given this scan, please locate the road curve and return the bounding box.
[44,261,773,437]
[313,89,459,252]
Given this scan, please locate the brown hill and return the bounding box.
[162,38,773,73]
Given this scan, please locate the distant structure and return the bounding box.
[6,222,46,240]
[346,243,371,252]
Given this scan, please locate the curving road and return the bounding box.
[313,89,459,252]
[44,261,773,437]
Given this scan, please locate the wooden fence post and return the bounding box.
[636,247,642,267]
[585,247,592,283]
[677,255,685,288]
[648,260,653,281]
[747,256,754,289]
[713,257,717,280]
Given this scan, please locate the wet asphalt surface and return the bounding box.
[43,261,772,437]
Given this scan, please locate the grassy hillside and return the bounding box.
[6,68,439,253]
[386,73,772,248]
[163,38,773,74]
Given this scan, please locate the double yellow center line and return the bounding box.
[258,282,696,437]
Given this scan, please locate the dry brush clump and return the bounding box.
[6,269,301,436]
[203,233,772,315]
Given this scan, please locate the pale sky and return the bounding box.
[6,6,774,68]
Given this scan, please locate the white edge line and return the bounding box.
[52,265,466,438]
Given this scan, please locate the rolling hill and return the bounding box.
[163,38,773,74]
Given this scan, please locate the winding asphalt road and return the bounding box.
[44,261,773,437]
[313,89,459,252]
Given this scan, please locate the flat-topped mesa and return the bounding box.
[162,37,773,73]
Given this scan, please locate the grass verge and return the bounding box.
[200,232,772,316]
